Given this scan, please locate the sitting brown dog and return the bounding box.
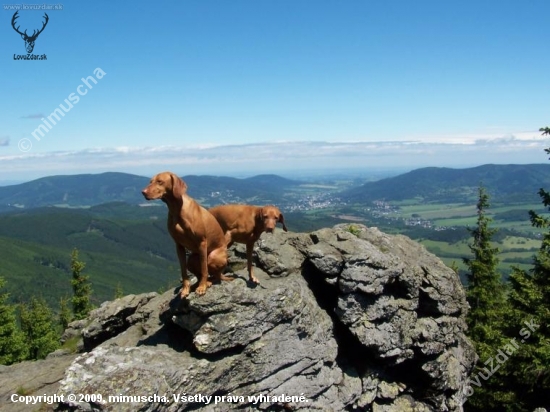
[208,204,288,284]
[142,172,230,297]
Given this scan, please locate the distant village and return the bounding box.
[367,200,455,231]
[206,189,457,231]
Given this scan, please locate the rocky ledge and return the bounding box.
[1,225,476,411]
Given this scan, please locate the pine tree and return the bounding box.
[70,248,92,320]
[464,186,507,330]
[505,127,550,409]
[114,282,124,300]
[463,186,511,409]
[0,277,28,365]
[59,296,72,330]
[19,296,60,360]
[449,260,460,275]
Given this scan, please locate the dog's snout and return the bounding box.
[141,187,152,199]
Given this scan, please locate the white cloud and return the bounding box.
[1,134,549,181]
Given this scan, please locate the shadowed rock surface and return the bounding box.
[1,225,476,411]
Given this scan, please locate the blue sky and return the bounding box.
[1,1,550,181]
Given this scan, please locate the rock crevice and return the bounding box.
[4,225,475,412]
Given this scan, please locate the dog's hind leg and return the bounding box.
[208,247,233,283]
[187,252,212,295]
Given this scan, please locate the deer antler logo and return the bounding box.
[11,11,49,54]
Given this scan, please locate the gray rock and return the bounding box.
[303,225,475,409]
[81,292,158,351]
[58,274,354,411]
[3,225,475,412]
[0,354,77,412]
[170,276,319,354]
[254,231,311,277]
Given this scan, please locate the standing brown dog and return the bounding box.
[208,204,288,284]
[142,172,229,298]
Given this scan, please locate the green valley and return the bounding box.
[1,164,549,309]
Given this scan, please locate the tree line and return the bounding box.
[463,127,550,411]
[0,248,93,365]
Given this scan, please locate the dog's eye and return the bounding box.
[157,180,163,185]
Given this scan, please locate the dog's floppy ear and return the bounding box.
[278,213,288,232]
[256,207,264,223]
[170,174,187,199]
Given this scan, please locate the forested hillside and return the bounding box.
[0,207,178,307]
[0,172,301,212]
[342,164,550,203]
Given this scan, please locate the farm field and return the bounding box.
[416,237,538,281]
[385,202,542,226]
[328,197,547,281]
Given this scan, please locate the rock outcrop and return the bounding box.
[2,225,476,411]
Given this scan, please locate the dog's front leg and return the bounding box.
[246,241,259,284]
[176,244,191,298]
[195,240,211,295]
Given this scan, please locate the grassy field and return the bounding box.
[321,198,547,281]
[416,237,537,280]
[395,203,477,219]
[388,202,540,222]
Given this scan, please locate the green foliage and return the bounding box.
[464,186,506,314]
[0,277,28,365]
[58,296,72,330]
[497,126,550,411]
[448,260,459,274]
[19,296,60,360]
[60,334,81,353]
[114,283,124,300]
[0,208,178,307]
[346,224,361,237]
[16,386,32,396]
[505,260,550,409]
[463,186,511,410]
[70,248,93,320]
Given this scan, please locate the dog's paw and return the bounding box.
[195,281,212,296]
[180,279,192,298]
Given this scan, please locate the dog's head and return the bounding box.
[142,172,187,202]
[259,205,288,233]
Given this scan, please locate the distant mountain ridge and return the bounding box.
[0,172,301,211]
[3,164,550,212]
[341,164,550,203]
[0,172,146,210]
